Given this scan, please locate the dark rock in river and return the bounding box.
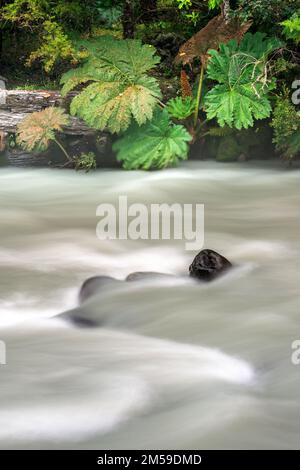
[79,276,121,304]
[67,314,99,328]
[189,249,232,282]
[126,272,174,282]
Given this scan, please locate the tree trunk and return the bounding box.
[140,0,157,23]
[222,0,231,23]
[122,0,135,39]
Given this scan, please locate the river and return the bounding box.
[0,161,300,449]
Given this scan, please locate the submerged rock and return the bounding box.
[77,250,231,309]
[66,251,233,328]
[126,272,174,282]
[189,249,232,282]
[67,314,99,328]
[79,276,121,304]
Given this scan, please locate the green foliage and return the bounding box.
[113,109,192,170]
[204,126,235,138]
[236,1,298,30]
[206,123,272,161]
[61,36,162,133]
[271,90,300,159]
[184,11,201,26]
[272,57,296,75]
[204,33,283,129]
[208,0,223,10]
[1,0,46,26]
[0,0,96,72]
[176,0,192,9]
[8,134,17,149]
[285,128,300,157]
[281,15,300,43]
[1,0,98,31]
[1,0,103,72]
[27,20,77,72]
[16,107,70,152]
[95,0,123,27]
[216,135,242,162]
[166,96,196,120]
[176,0,222,11]
[75,152,97,172]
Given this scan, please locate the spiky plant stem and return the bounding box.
[193,63,205,128]
[53,138,73,164]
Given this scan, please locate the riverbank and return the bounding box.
[0,86,283,169]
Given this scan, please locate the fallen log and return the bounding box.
[0,90,94,135]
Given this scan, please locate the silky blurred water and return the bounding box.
[0,161,300,449]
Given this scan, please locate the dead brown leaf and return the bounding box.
[175,14,252,67]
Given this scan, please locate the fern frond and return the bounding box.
[166,96,196,120]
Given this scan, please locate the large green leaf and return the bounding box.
[204,33,283,129]
[61,36,162,133]
[74,36,160,78]
[70,76,161,134]
[238,32,283,58]
[113,110,192,170]
[205,83,272,129]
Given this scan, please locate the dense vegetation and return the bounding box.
[0,0,299,170]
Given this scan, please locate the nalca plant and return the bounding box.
[61,35,193,170]
[113,109,192,170]
[16,107,73,165]
[61,36,162,134]
[204,33,284,129]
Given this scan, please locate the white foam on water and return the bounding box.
[228,240,293,260]
[0,289,77,327]
[1,164,300,448]
[0,326,255,444]
[0,376,150,443]
[0,244,187,277]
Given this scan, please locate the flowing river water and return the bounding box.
[0,161,300,449]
